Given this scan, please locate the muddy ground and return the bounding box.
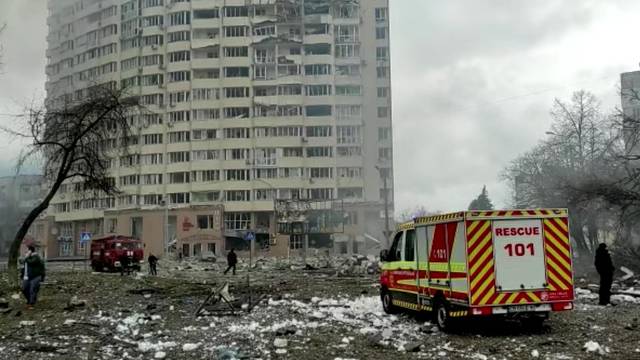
[0,262,639,360]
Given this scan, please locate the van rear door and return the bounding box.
[492,219,547,291]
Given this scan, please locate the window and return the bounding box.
[197,215,217,229]
[283,147,303,157]
[225,6,248,17]
[336,105,361,121]
[305,105,332,117]
[168,31,190,43]
[224,128,250,138]
[376,47,389,61]
[378,106,389,118]
[169,172,190,184]
[224,107,250,118]
[336,85,361,96]
[378,147,392,161]
[169,51,190,63]
[192,169,220,181]
[224,67,249,78]
[224,46,248,57]
[304,44,331,55]
[169,132,190,143]
[207,243,216,254]
[193,88,220,101]
[375,7,388,22]
[169,71,191,82]
[192,150,220,161]
[143,15,163,27]
[305,85,332,96]
[308,168,333,179]
[193,9,219,19]
[169,91,190,103]
[225,190,251,201]
[141,154,163,165]
[306,147,332,158]
[377,66,389,79]
[337,146,361,157]
[169,192,190,204]
[378,127,391,141]
[194,243,202,257]
[404,230,415,261]
[254,25,275,36]
[376,27,387,40]
[338,167,362,179]
[168,151,190,163]
[224,149,250,161]
[168,110,190,122]
[388,231,403,261]
[337,187,363,199]
[224,212,251,230]
[169,11,191,26]
[143,35,163,46]
[305,64,331,76]
[224,26,247,37]
[193,108,220,120]
[224,87,250,98]
[335,44,359,58]
[337,126,361,144]
[142,134,163,145]
[377,87,389,98]
[193,69,220,79]
[306,126,332,137]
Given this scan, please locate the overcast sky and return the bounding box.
[1,1,640,214]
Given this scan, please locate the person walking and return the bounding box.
[148,254,158,276]
[224,249,238,275]
[21,246,45,309]
[595,243,615,306]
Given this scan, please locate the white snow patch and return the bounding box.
[154,351,166,359]
[531,349,540,357]
[584,341,605,355]
[611,294,640,304]
[273,338,288,348]
[182,343,200,352]
[19,321,35,326]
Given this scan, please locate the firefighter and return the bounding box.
[224,248,238,275]
[595,243,615,305]
[21,246,45,309]
[148,253,158,276]
[119,253,130,276]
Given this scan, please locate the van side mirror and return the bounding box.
[380,249,388,262]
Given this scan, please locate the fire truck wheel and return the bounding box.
[381,290,399,314]
[435,300,452,332]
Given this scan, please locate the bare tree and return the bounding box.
[2,86,139,282]
[396,205,435,223]
[503,90,618,257]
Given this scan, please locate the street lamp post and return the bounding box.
[375,166,391,249]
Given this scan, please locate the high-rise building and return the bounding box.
[44,0,393,258]
[621,71,640,154]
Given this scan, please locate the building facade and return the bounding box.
[44,0,394,258]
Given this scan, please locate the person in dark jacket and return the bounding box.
[595,243,615,305]
[224,249,238,275]
[148,254,158,276]
[21,246,45,309]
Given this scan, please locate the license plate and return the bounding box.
[507,304,549,313]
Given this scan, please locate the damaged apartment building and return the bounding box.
[38,0,393,259]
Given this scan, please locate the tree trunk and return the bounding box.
[7,174,66,286]
[569,213,589,257]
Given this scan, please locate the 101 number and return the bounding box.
[504,243,535,257]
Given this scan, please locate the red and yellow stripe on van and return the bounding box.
[466,214,573,307]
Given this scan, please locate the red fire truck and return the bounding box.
[90,235,144,272]
[380,209,574,331]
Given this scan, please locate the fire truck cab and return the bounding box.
[380,209,574,331]
[90,235,144,272]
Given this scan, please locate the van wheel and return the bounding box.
[435,300,452,332]
[381,289,399,314]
